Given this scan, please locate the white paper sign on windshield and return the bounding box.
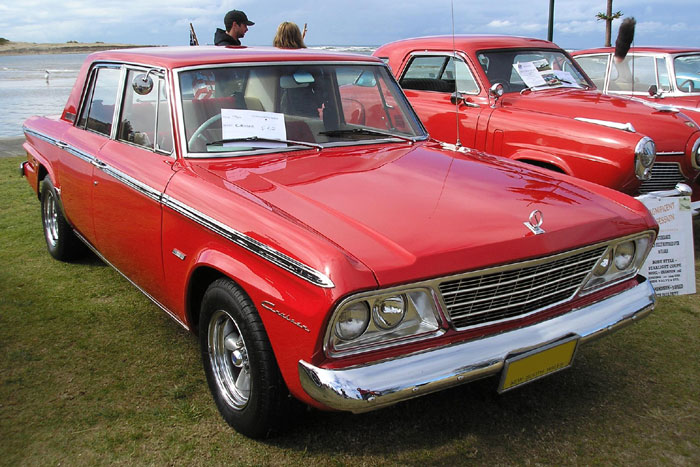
[513,61,581,89]
[221,109,287,148]
[640,196,696,296]
[514,62,547,88]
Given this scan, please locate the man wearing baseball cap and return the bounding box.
[214,10,254,46]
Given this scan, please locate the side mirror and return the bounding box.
[489,83,504,98]
[132,73,154,95]
[648,84,660,98]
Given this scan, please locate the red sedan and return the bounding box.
[21,46,658,438]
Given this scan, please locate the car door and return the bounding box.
[398,53,484,147]
[59,65,122,245]
[91,67,177,299]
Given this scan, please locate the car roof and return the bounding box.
[85,45,383,69]
[572,46,700,56]
[375,35,561,54]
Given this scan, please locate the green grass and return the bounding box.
[1,155,699,465]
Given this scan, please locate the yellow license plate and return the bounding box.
[498,337,579,393]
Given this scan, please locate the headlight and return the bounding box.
[326,289,443,357]
[373,296,406,330]
[634,136,656,180]
[614,241,636,270]
[692,138,700,169]
[334,302,370,340]
[581,232,655,294]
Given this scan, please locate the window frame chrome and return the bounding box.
[398,50,482,96]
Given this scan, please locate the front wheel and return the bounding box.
[40,176,84,261]
[200,278,291,438]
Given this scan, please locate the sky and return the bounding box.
[1,0,699,50]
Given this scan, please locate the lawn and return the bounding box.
[1,154,699,465]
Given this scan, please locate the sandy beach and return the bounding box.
[0,41,157,56]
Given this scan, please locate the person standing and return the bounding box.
[214,10,254,46]
[273,22,306,49]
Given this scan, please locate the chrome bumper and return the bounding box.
[19,160,28,177]
[299,279,655,413]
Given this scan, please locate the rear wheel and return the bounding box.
[40,176,84,261]
[200,278,290,438]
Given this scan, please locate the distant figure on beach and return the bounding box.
[44,70,50,83]
[273,22,306,49]
[214,9,254,46]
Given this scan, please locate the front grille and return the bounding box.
[438,246,607,329]
[639,162,685,193]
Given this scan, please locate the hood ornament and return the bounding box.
[524,209,545,235]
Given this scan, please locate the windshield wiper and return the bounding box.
[207,136,322,150]
[320,128,415,143]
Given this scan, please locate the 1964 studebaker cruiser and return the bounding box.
[21,46,658,438]
[374,35,700,200]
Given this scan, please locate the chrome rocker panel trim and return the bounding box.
[299,278,655,413]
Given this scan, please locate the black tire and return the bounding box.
[40,176,84,261]
[200,278,290,438]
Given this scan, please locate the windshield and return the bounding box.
[673,54,700,93]
[178,63,426,155]
[476,49,590,93]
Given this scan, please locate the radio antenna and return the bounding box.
[451,0,462,148]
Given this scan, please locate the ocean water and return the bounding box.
[0,53,86,138]
[0,46,376,138]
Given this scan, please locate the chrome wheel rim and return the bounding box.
[43,190,59,249]
[208,309,251,410]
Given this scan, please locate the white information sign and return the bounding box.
[513,61,581,89]
[640,196,696,296]
[221,109,287,148]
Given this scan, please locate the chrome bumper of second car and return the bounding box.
[299,279,655,413]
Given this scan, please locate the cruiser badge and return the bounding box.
[524,209,545,235]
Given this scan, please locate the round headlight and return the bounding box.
[635,137,656,168]
[373,295,407,330]
[335,302,369,341]
[593,250,613,276]
[614,241,636,270]
[692,138,700,168]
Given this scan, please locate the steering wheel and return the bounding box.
[188,113,222,148]
[678,79,695,92]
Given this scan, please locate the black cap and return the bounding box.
[225,10,254,30]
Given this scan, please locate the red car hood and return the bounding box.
[198,142,653,286]
[506,89,699,152]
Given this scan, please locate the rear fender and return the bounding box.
[22,141,55,199]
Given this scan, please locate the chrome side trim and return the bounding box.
[162,194,334,288]
[72,230,190,332]
[24,127,334,289]
[299,278,655,413]
[574,117,636,133]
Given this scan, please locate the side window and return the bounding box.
[447,57,479,94]
[574,54,609,89]
[118,69,173,153]
[400,56,454,93]
[78,67,121,136]
[610,55,656,93]
[656,57,670,92]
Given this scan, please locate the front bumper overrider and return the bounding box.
[299,278,655,413]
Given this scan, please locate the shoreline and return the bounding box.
[0,41,158,56]
[0,136,26,158]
